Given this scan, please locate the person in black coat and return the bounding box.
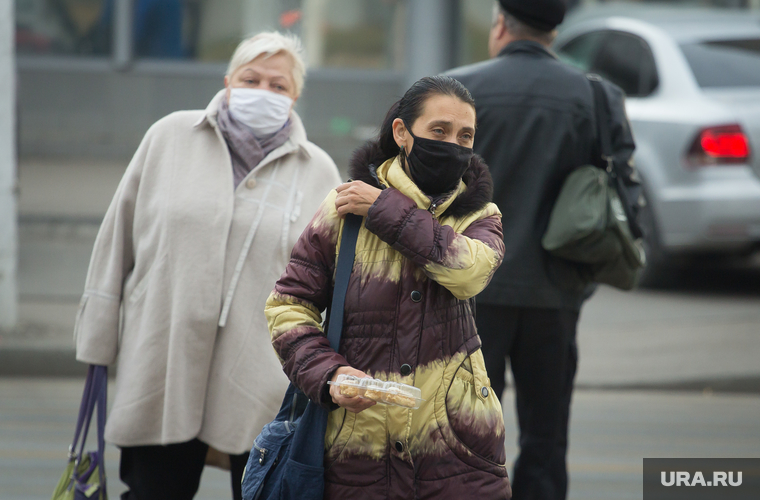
[446,1,638,499]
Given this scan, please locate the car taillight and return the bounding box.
[687,124,751,166]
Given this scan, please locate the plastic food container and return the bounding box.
[329,374,423,409]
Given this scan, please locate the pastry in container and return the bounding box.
[333,374,365,398]
[329,375,423,409]
[362,378,387,402]
[381,382,422,409]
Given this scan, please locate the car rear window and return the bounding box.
[681,39,760,88]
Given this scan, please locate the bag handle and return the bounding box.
[325,213,362,351]
[71,365,108,490]
[95,366,107,490]
[70,365,95,460]
[283,213,363,469]
[588,75,644,239]
[270,212,362,415]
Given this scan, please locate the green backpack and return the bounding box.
[542,75,645,290]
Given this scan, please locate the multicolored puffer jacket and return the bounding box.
[265,144,510,500]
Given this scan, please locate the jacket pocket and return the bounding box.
[115,254,171,407]
[125,253,167,305]
[324,408,353,466]
[324,406,387,487]
[438,349,508,470]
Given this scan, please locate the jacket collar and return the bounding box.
[498,39,557,60]
[347,140,494,219]
[378,157,464,217]
[194,89,311,159]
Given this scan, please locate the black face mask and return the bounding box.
[404,125,473,197]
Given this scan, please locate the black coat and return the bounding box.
[447,40,637,310]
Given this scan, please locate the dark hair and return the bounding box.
[374,75,476,164]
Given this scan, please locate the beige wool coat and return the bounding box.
[74,90,342,453]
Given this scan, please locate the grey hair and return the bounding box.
[492,2,557,45]
[226,31,306,96]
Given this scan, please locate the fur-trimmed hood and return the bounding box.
[347,140,494,219]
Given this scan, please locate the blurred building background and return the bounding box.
[14,0,760,168]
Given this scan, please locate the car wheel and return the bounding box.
[637,191,679,288]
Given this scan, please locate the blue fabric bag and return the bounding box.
[241,214,362,500]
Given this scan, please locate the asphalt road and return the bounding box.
[1,378,758,500]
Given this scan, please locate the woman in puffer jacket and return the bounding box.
[265,75,511,499]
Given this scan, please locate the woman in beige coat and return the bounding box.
[74,32,341,499]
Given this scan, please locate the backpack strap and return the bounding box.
[588,74,644,239]
[588,74,615,175]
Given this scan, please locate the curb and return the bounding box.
[576,377,760,395]
[0,348,88,377]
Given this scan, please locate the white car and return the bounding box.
[554,5,760,285]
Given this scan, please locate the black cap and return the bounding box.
[498,0,566,31]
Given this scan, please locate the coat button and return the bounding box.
[400,364,412,376]
[395,441,404,453]
[246,178,257,189]
[410,290,422,302]
[481,387,489,398]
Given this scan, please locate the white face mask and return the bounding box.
[228,88,293,136]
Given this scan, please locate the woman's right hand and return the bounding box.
[329,366,376,413]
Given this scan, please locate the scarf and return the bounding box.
[216,97,293,188]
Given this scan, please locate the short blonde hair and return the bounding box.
[226,31,306,96]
